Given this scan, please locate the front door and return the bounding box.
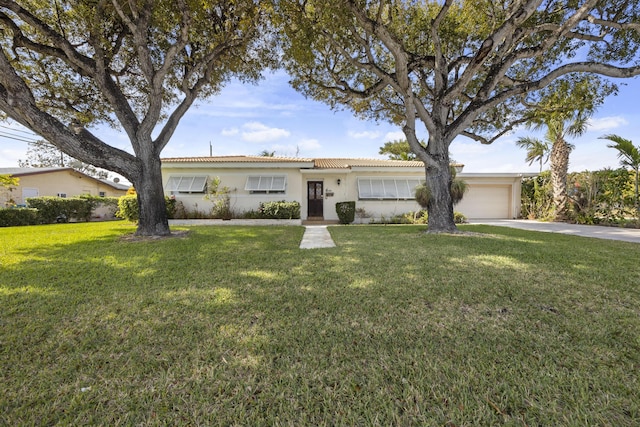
[307,181,324,218]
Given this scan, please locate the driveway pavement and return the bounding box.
[470,219,640,244]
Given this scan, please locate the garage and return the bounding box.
[455,184,512,219]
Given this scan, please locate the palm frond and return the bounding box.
[601,134,640,169]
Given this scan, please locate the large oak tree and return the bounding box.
[0,0,272,235]
[277,0,640,232]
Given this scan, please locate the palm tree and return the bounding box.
[600,134,640,216]
[523,114,586,221]
[515,137,550,172]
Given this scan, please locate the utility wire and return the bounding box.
[0,123,39,136]
[0,131,40,144]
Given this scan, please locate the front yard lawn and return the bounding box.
[1,222,639,425]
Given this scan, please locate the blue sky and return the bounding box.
[1,69,639,174]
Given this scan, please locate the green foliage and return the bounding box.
[335,201,356,224]
[454,211,468,224]
[415,170,468,207]
[601,134,640,216]
[116,195,177,223]
[259,201,301,219]
[520,172,554,220]
[373,210,466,225]
[0,208,39,227]
[26,196,94,223]
[521,169,637,225]
[0,1,274,236]
[569,169,632,225]
[205,177,232,219]
[378,140,419,160]
[116,195,139,223]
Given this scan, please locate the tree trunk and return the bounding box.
[132,156,171,236]
[550,139,571,221]
[425,163,457,233]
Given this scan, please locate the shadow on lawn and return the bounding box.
[2,224,639,425]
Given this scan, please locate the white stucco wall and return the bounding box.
[162,167,305,216]
[162,162,528,221]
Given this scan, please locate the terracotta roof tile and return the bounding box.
[160,156,463,170]
[313,158,426,169]
[161,155,313,163]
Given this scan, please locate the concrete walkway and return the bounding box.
[471,219,640,244]
[299,225,336,249]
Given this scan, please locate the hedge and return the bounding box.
[259,201,301,219]
[26,197,94,223]
[116,195,178,223]
[0,208,39,227]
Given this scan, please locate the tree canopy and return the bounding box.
[277,0,640,231]
[0,0,273,235]
[379,140,418,161]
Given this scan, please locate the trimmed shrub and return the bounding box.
[259,201,301,219]
[26,197,93,223]
[336,201,356,224]
[116,195,139,222]
[454,211,468,224]
[0,208,39,227]
[372,210,466,225]
[116,195,183,223]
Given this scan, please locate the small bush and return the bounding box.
[26,197,93,223]
[260,201,301,219]
[454,211,467,224]
[116,195,139,222]
[336,201,356,224]
[116,195,177,223]
[0,208,39,227]
[372,210,466,225]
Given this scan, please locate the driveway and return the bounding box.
[470,219,640,244]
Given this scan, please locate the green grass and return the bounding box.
[1,222,639,426]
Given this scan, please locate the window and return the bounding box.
[57,193,67,198]
[245,175,286,194]
[99,191,106,197]
[165,176,208,193]
[357,178,423,200]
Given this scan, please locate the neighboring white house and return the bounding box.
[161,156,532,221]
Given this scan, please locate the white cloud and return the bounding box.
[347,130,381,139]
[383,131,406,141]
[297,138,322,151]
[0,148,24,167]
[221,127,239,136]
[587,116,628,131]
[241,121,290,143]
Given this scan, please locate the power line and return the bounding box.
[0,131,40,144]
[0,124,39,136]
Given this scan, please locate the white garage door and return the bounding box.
[456,185,511,219]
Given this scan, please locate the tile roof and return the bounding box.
[160,155,464,170]
[313,158,426,169]
[161,155,313,163]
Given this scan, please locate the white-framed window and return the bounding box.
[57,193,67,198]
[357,178,423,200]
[165,175,208,193]
[245,175,287,194]
[99,191,106,197]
